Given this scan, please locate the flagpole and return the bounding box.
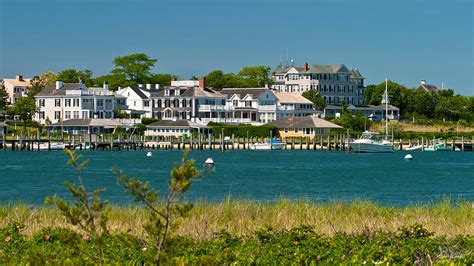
[385,78,388,140]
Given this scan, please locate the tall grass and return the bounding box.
[1,199,472,239]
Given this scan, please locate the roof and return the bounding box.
[0,122,8,127]
[269,116,342,129]
[273,64,355,75]
[3,78,31,87]
[349,68,364,79]
[147,120,207,128]
[418,84,440,94]
[49,119,127,128]
[151,86,225,98]
[130,87,149,99]
[274,93,313,104]
[220,88,269,99]
[36,83,83,96]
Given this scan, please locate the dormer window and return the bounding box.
[175,89,180,96]
[165,90,170,96]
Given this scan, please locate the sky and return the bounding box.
[0,0,473,95]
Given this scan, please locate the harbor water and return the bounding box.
[0,150,473,206]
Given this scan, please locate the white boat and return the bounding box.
[349,78,394,153]
[349,131,394,153]
[406,144,423,151]
[39,142,65,151]
[249,140,286,150]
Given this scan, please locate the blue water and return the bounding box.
[0,150,473,206]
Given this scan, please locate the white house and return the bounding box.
[34,81,117,124]
[274,92,317,119]
[116,85,155,118]
[145,120,209,138]
[1,75,31,105]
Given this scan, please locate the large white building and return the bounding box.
[116,85,155,118]
[271,63,365,105]
[34,81,118,124]
[274,92,317,120]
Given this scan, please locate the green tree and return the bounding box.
[57,69,94,86]
[237,66,271,87]
[8,96,37,126]
[302,89,326,110]
[27,76,47,97]
[39,71,58,85]
[92,74,127,91]
[148,74,175,87]
[111,53,157,84]
[0,82,8,110]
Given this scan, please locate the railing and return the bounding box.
[198,105,227,112]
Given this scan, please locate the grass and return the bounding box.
[1,198,472,239]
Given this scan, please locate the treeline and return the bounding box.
[365,80,474,122]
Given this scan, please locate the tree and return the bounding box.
[0,82,8,110]
[27,76,47,97]
[57,69,94,86]
[302,89,326,110]
[8,96,36,125]
[39,71,58,85]
[111,53,157,84]
[148,74,175,87]
[92,74,127,91]
[237,66,271,87]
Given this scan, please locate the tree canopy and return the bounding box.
[0,83,8,110]
[57,69,94,86]
[111,53,157,84]
[204,66,272,90]
[302,89,326,110]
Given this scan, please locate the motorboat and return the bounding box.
[406,144,423,151]
[249,140,286,150]
[349,78,394,153]
[349,131,394,153]
[39,142,65,151]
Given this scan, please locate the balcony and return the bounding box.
[198,104,226,112]
[258,105,277,112]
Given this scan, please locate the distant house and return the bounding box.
[417,80,440,94]
[274,92,317,119]
[47,118,127,134]
[145,120,209,138]
[268,116,342,138]
[116,85,156,118]
[324,104,400,121]
[1,75,31,105]
[34,81,118,124]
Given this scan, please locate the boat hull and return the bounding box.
[249,143,286,150]
[350,142,394,153]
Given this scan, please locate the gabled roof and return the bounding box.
[151,86,224,98]
[220,88,270,99]
[2,78,31,87]
[147,120,207,128]
[349,68,364,79]
[417,84,440,94]
[307,64,350,73]
[130,87,149,99]
[269,116,342,129]
[274,93,313,104]
[36,83,83,96]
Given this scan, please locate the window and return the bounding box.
[106,99,112,103]
[82,111,88,119]
[54,99,61,107]
[144,101,149,107]
[39,112,45,119]
[164,90,170,96]
[97,99,103,106]
[65,99,71,107]
[294,128,299,133]
[105,111,112,118]
[233,100,238,106]
[65,111,71,119]
[73,111,79,119]
[284,128,288,133]
[73,99,80,107]
[38,99,45,107]
[175,90,180,96]
[54,111,61,120]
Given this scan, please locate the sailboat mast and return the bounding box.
[385,78,388,139]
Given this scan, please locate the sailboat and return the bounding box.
[349,78,394,153]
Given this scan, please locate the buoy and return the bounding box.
[146,152,152,157]
[404,154,413,160]
[205,158,214,164]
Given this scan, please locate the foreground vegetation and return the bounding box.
[1,200,473,264]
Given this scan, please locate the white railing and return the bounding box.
[198,104,227,112]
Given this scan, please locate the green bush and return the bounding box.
[208,122,277,138]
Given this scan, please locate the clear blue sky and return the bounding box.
[1,0,473,95]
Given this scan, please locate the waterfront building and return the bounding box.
[1,75,31,105]
[417,80,440,94]
[271,63,365,105]
[47,118,127,134]
[220,88,278,124]
[145,119,209,138]
[116,84,156,118]
[274,92,317,119]
[34,81,119,124]
[323,104,400,121]
[269,115,342,138]
[150,77,228,124]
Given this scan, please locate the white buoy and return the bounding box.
[146,152,152,157]
[404,154,413,160]
[205,157,214,165]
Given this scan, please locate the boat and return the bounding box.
[249,140,286,150]
[349,78,394,153]
[425,142,451,152]
[38,142,66,151]
[349,131,394,153]
[406,144,423,151]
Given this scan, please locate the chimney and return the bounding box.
[103,81,109,91]
[55,80,63,90]
[420,80,426,85]
[16,75,23,81]
[304,62,309,71]
[171,77,177,81]
[155,84,160,89]
[146,83,151,90]
[138,84,143,88]
[264,83,269,89]
[271,71,276,76]
[198,76,206,89]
